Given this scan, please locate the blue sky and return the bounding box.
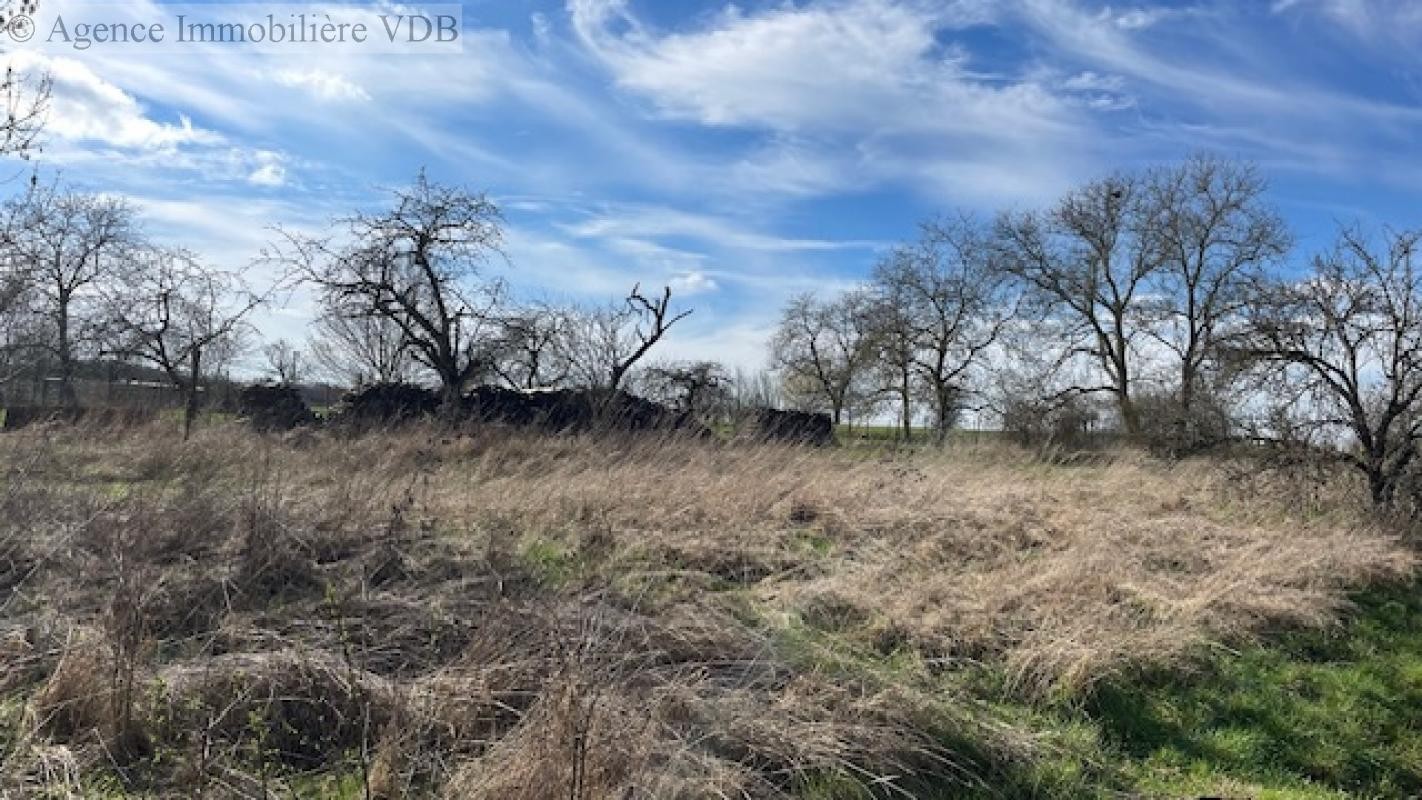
[10,0,1422,370]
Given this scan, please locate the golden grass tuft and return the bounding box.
[27,628,115,743]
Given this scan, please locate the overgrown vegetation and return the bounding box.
[1,422,1415,798]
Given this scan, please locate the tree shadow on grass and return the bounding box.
[1087,580,1422,797]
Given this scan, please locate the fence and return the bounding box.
[0,376,192,410]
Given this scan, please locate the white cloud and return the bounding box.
[565,0,1107,205]
[668,270,719,296]
[569,0,1068,137]
[2,50,307,191]
[247,151,287,187]
[133,193,327,260]
[9,52,220,150]
[724,139,859,197]
[573,0,945,130]
[27,0,517,141]
[1271,0,1422,41]
[561,205,885,254]
[1018,0,1422,127]
[657,318,776,373]
[269,69,372,103]
[1271,0,1370,30]
[1108,7,1175,30]
[603,236,707,268]
[1056,70,1134,110]
[1061,70,1125,92]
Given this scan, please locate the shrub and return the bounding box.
[744,407,835,446]
[463,386,701,435]
[237,383,317,433]
[1134,390,1235,457]
[1001,393,1104,450]
[331,383,440,429]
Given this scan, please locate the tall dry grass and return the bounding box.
[0,420,1412,797]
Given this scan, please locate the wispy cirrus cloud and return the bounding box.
[565,0,1112,204]
[568,0,1012,132]
[1270,0,1422,37]
[560,205,886,254]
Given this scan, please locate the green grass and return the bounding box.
[835,424,1012,448]
[285,768,369,799]
[772,579,1422,799]
[1093,580,1422,799]
[519,537,579,587]
[836,424,917,441]
[941,578,1422,799]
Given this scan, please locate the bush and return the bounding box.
[1001,394,1103,450]
[237,384,317,433]
[331,383,440,429]
[463,386,703,435]
[743,407,834,446]
[1134,391,1235,457]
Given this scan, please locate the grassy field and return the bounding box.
[0,422,1417,798]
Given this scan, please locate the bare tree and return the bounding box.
[0,240,32,386]
[4,183,139,405]
[0,1,50,164]
[996,172,1160,435]
[564,284,691,394]
[1243,225,1422,509]
[273,171,506,410]
[727,367,783,413]
[307,310,413,388]
[1146,156,1290,436]
[108,248,262,439]
[641,360,728,419]
[490,306,574,390]
[0,283,35,396]
[772,290,878,426]
[864,283,918,441]
[875,215,1018,444]
[0,0,50,385]
[262,338,305,385]
[0,67,47,166]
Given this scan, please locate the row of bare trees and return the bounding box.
[0,169,700,436]
[264,172,695,413]
[773,154,1422,508]
[0,8,257,437]
[0,181,265,437]
[0,3,714,437]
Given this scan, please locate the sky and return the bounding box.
[7,0,1422,373]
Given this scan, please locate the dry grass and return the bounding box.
[0,421,1412,797]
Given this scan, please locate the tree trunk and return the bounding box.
[899,372,912,443]
[182,349,202,441]
[439,382,462,420]
[57,302,76,408]
[1179,361,1195,415]
[1117,389,1141,438]
[935,396,952,446]
[1364,446,1397,509]
[1368,467,1392,509]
